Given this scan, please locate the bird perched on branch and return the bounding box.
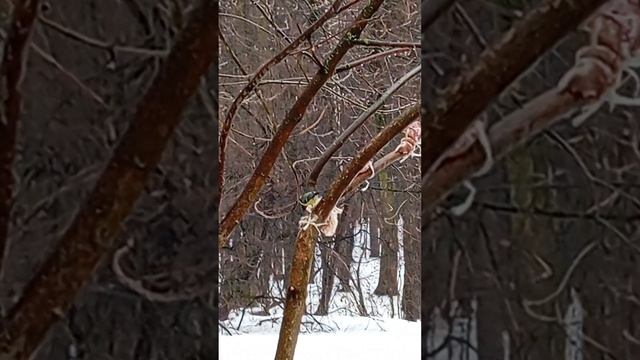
[299,190,322,213]
[297,190,342,237]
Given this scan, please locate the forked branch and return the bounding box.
[307,65,420,187]
[219,0,350,197]
[219,0,386,247]
[274,103,419,360]
[423,0,640,219]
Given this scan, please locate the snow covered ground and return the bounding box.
[219,218,421,359]
[219,313,420,359]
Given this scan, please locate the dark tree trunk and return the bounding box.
[401,208,420,321]
[474,212,508,360]
[422,215,453,356]
[370,219,380,257]
[335,205,354,292]
[368,199,381,258]
[315,242,333,315]
[374,169,399,297]
[273,243,286,281]
[505,148,566,360]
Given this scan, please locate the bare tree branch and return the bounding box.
[274,103,419,360]
[0,1,218,358]
[421,0,607,181]
[308,65,420,186]
[219,0,350,198]
[423,0,640,217]
[219,0,386,247]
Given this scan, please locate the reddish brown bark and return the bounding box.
[421,0,607,179]
[423,0,638,216]
[274,102,417,360]
[219,0,346,198]
[344,112,420,195]
[220,0,386,248]
[307,62,419,187]
[0,1,218,358]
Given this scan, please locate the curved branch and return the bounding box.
[423,0,640,217]
[219,0,386,247]
[274,103,419,360]
[343,114,420,195]
[0,1,218,357]
[219,0,348,198]
[307,65,420,186]
[421,0,607,180]
[422,89,581,218]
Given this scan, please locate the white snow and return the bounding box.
[219,315,420,360]
[219,217,421,359]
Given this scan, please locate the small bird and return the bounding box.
[299,191,322,213]
[297,190,343,237]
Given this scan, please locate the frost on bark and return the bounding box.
[0,1,218,358]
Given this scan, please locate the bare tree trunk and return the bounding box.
[316,204,353,315]
[374,169,399,297]
[370,224,380,257]
[401,206,419,321]
[273,243,286,281]
[472,211,508,359]
[315,241,333,316]
[274,87,416,360]
[369,203,381,257]
[219,0,385,246]
[335,206,354,292]
[422,216,453,357]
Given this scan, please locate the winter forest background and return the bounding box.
[218,0,420,359]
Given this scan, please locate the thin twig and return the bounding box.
[30,43,108,107]
[219,0,349,200]
[308,65,420,186]
[39,15,168,57]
